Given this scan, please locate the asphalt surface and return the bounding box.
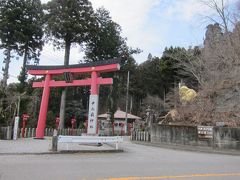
[0,139,240,180]
[0,137,119,154]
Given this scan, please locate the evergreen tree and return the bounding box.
[16,0,44,84]
[0,0,44,86]
[84,7,140,118]
[0,0,19,87]
[44,0,97,128]
[84,7,125,62]
[130,47,197,114]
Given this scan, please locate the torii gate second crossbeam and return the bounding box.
[27,59,121,139]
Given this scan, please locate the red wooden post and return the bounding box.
[55,116,60,130]
[36,74,51,139]
[22,119,26,138]
[21,114,29,138]
[71,117,76,135]
[91,71,98,95]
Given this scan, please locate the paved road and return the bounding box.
[0,141,240,180]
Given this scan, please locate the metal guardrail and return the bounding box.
[58,135,123,150]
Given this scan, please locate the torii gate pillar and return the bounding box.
[87,71,99,134]
[36,74,51,138]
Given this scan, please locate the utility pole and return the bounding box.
[125,71,130,134]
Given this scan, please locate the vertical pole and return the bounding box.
[125,71,130,134]
[130,96,133,114]
[87,71,99,135]
[52,135,58,152]
[36,74,51,139]
[17,96,20,117]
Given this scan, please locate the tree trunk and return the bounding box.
[1,47,11,88]
[22,46,28,72]
[59,39,71,129]
[19,46,28,84]
[59,90,67,129]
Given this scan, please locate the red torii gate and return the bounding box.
[27,59,121,139]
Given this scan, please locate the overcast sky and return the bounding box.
[0,0,238,83]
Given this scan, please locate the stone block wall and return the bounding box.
[133,124,240,150]
[214,127,240,149]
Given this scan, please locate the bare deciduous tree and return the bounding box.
[201,0,236,33]
[177,22,240,126]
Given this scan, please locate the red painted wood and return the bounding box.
[32,78,113,88]
[31,62,119,137]
[36,74,51,139]
[90,71,98,95]
[97,77,113,85]
[28,64,120,75]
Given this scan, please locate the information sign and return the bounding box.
[197,126,213,139]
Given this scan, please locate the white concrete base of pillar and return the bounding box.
[87,95,99,135]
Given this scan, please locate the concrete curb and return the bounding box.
[0,149,124,156]
[59,149,124,154]
[0,152,57,156]
[132,141,240,156]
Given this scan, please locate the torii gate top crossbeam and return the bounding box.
[27,59,121,76]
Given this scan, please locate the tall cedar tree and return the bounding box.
[0,0,19,87]
[85,8,125,123]
[84,8,139,123]
[44,0,97,128]
[17,0,44,84]
[0,0,43,86]
[84,8,125,62]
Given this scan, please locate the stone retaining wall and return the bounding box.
[213,127,240,149]
[132,124,240,150]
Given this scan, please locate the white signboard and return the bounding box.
[197,126,213,139]
[13,116,19,140]
[87,95,99,134]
